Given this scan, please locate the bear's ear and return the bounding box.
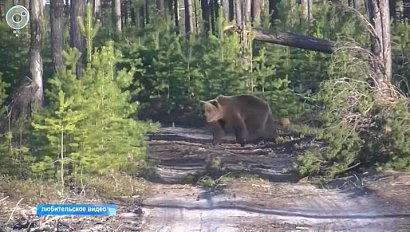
[209,100,219,108]
[200,100,207,106]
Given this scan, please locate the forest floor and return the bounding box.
[1,126,410,231]
[141,127,410,232]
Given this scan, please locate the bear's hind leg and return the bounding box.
[264,115,278,142]
[234,119,247,147]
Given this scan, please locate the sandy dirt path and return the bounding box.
[141,127,410,232]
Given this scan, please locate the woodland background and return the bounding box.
[0,0,410,193]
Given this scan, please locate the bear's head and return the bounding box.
[200,99,223,122]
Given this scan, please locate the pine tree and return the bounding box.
[31,91,86,190]
[0,73,14,175]
[29,7,159,183]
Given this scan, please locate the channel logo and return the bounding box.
[5,5,30,30]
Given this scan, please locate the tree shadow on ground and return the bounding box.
[143,127,322,185]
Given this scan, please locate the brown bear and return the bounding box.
[200,94,278,146]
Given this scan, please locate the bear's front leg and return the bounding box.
[210,121,224,146]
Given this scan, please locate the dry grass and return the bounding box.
[0,175,60,201]
[85,172,149,200]
[0,172,149,203]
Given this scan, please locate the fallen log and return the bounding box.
[224,24,335,54]
[223,24,407,65]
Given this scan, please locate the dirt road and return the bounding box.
[141,127,410,232]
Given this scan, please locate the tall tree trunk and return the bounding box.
[112,0,121,32]
[269,0,280,23]
[23,0,29,10]
[235,0,242,26]
[301,0,312,22]
[210,0,216,33]
[50,0,64,74]
[139,5,145,28]
[366,0,393,99]
[99,0,107,27]
[229,0,234,21]
[122,0,129,28]
[145,0,149,24]
[156,0,164,13]
[221,0,230,20]
[252,0,262,26]
[168,0,173,16]
[244,0,252,26]
[29,0,43,103]
[193,0,198,33]
[230,0,252,72]
[0,1,4,22]
[121,1,124,29]
[354,0,366,9]
[201,0,210,32]
[94,0,101,19]
[389,0,396,19]
[403,0,410,21]
[130,5,135,24]
[64,0,70,19]
[70,0,85,79]
[184,0,194,33]
[173,0,179,30]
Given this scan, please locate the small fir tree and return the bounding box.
[29,5,159,184]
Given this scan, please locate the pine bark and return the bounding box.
[301,0,312,22]
[210,0,216,32]
[221,0,230,20]
[173,0,179,29]
[366,0,393,99]
[70,0,85,79]
[29,0,43,103]
[156,0,165,13]
[229,0,234,21]
[184,0,194,33]
[50,0,64,74]
[269,0,282,23]
[389,0,396,19]
[94,0,101,19]
[244,0,252,27]
[112,0,122,32]
[145,0,149,24]
[252,0,262,26]
[235,0,242,26]
[0,1,4,22]
[168,0,173,16]
[122,0,130,28]
[23,0,29,10]
[348,0,356,7]
[404,0,410,21]
[201,0,210,32]
[139,4,145,28]
[64,0,70,18]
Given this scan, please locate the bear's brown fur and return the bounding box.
[200,94,278,146]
